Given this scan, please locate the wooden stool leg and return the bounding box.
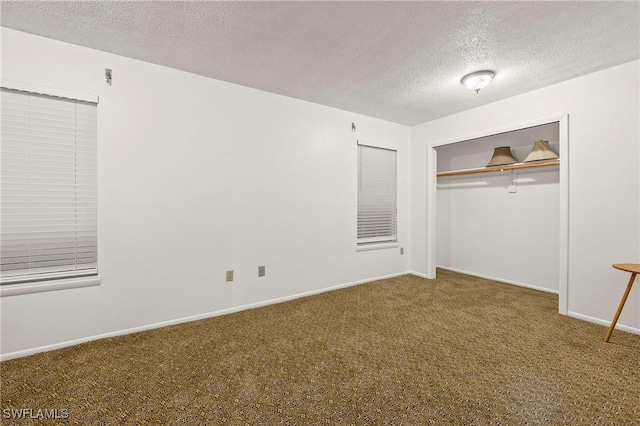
[604,272,637,342]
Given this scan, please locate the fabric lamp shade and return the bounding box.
[524,140,559,162]
[486,146,519,167]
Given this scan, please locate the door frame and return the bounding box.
[426,113,569,314]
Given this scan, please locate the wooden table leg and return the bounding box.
[604,272,637,342]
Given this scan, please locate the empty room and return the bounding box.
[1,1,639,424]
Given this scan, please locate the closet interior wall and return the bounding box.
[436,123,560,292]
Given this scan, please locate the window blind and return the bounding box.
[357,143,397,244]
[1,88,97,285]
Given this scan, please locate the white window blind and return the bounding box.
[1,88,97,285]
[357,143,397,245]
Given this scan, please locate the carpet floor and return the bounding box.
[1,270,639,425]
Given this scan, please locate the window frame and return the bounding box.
[0,80,100,297]
[356,141,399,251]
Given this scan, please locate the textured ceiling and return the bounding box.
[1,1,639,126]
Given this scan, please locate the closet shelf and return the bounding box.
[437,159,559,178]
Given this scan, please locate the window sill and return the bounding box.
[0,275,101,297]
[356,242,399,252]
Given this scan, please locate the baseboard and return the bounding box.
[436,265,559,294]
[408,271,429,278]
[567,311,640,336]
[1,271,411,361]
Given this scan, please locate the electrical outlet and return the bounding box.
[400,247,404,255]
[258,266,265,277]
[226,270,234,282]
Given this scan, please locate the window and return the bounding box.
[357,143,397,246]
[1,87,98,288]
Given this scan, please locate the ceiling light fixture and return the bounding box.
[461,70,495,94]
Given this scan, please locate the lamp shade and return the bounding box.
[523,140,559,162]
[486,146,519,167]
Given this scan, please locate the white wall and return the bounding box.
[436,123,560,292]
[411,60,640,333]
[0,29,411,358]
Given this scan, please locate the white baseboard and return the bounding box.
[567,311,640,336]
[1,271,411,361]
[408,271,429,278]
[436,265,559,294]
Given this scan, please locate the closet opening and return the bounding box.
[425,115,569,314]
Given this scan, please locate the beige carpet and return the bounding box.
[1,270,639,425]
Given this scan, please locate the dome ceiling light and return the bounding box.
[461,70,495,94]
